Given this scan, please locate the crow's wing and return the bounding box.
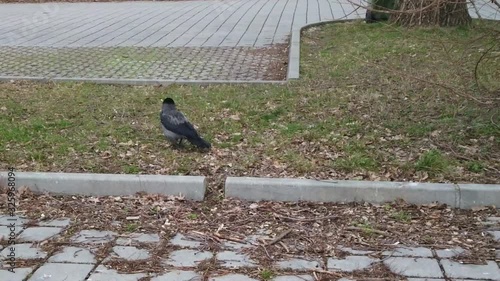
[160,110,200,139]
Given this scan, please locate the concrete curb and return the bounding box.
[225,177,500,209]
[0,172,206,201]
[287,19,360,80]
[0,76,287,86]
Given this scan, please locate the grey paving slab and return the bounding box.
[0,215,28,226]
[441,260,500,280]
[384,257,443,278]
[151,270,202,281]
[436,247,467,258]
[164,249,213,267]
[0,225,22,240]
[382,247,433,257]
[216,250,257,268]
[110,246,151,261]
[28,263,94,281]
[1,243,47,259]
[327,256,379,272]
[48,246,96,264]
[276,258,322,270]
[88,265,147,281]
[273,276,314,281]
[70,229,117,244]
[169,233,203,248]
[209,274,258,281]
[38,218,71,227]
[337,245,374,255]
[488,231,500,242]
[0,267,33,281]
[116,233,160,245]
[18,227,63,242]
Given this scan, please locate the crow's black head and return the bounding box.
[163,98,175,105]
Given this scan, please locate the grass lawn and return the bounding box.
[1,21,499,194]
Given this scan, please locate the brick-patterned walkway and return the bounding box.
[0,0,497,82]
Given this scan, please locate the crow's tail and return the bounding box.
[188,136,211,149]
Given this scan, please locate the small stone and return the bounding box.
[277,258,321,270]
[164,249,213,267]
[327,256,379,272]
[49,246,96,264]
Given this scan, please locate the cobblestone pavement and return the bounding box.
[0,0,498,82]
[0,215,499,281]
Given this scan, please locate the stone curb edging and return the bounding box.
[0,76,287,86]
[225,177,500,209]
[287,19,360,80]
[0,172,206,201]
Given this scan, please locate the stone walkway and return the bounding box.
[1,215,499,281]
[0,0,498,82]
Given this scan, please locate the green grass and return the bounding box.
[0,20,499,185]
[260,269,275,280]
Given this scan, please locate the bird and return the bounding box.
[160,97,211,149]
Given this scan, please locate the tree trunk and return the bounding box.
[389,0,472,27]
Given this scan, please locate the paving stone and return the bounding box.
[488,231,500,242]
[48,246,96,264]
[273,275,314,281]
[277,258,322,270]
[87,265,147,281]
[216,251,257,268]
[327,256,379,272]
[39,218,71,227]
[1,243,47,259]
[169,233,203,248]
[0,225,22,240]
[436,247,466,258]
[111,246,151,261]
[151,270,202,281]
[164,249,213,267]
[407,279,445,281]
[0,215,28,226]
[337,245,374,255]
[384,257,443,278]
[0,267,33,281]
[116,233,160,245]
[209,274,258,281]
[70,229,117,244]
[382,247,433,257]
[28,263,94,281]
[441,260,500,280]
[18,227,63,242]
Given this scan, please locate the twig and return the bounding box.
[267,229,292,246]
[261,244,273,260]
[278,241,289,252]
[346,226,390,237]
[310,268,342,277]
[212,233,247,244]
[275,214,339,222]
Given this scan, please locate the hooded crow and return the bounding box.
[160,98,211,149]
